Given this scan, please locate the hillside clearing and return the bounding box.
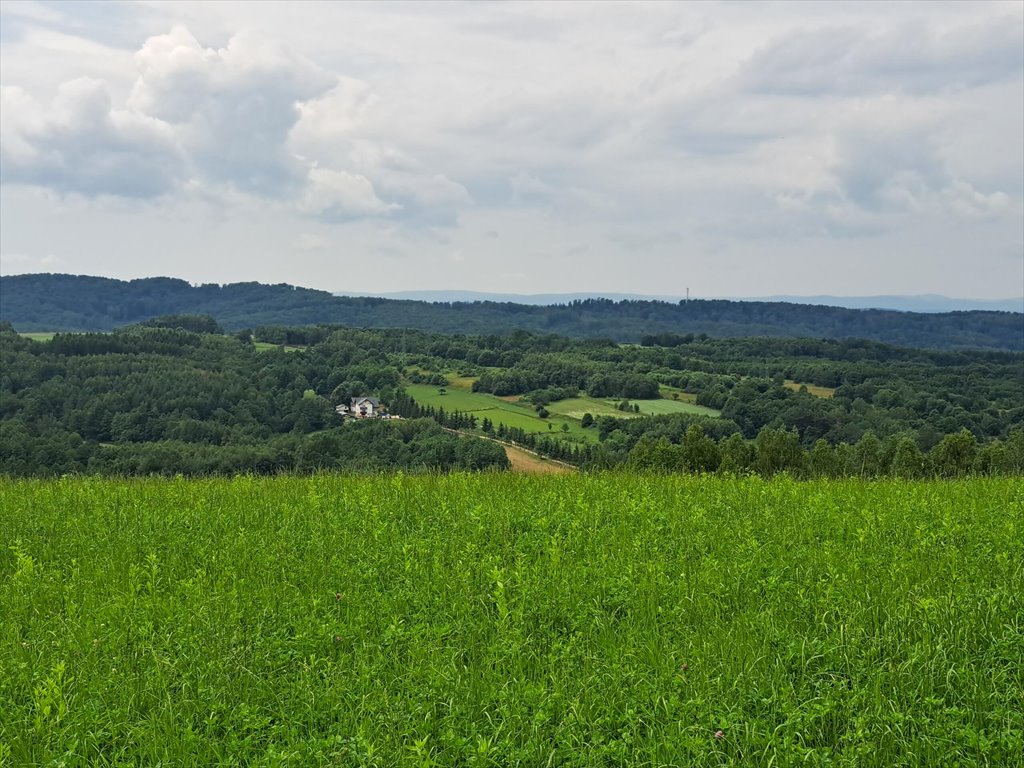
[783,379,836,398]
[503,443,575,473]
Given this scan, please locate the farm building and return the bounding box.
[338,396,383,419]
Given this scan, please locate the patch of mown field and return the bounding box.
[546,395,721,420]
[784,379,836,398]
[253,342,306,353]
[2,476,1021,766]
[446,374,479,390]
[544,396,625,420]
[628,398,721,418]
[17,332,57,342]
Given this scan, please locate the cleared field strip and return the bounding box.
[253,342,307,352]
[546,396,721,420]
[783,379,836,398]
[17,332,57,341]
[503,443,575,473]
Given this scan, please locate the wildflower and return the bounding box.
[714,730,724,740]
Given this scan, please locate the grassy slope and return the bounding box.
[2,476,1021,767]
[406,375,720,445]
[405,383,593,441]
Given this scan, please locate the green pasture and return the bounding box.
[17,332,56,342]
[544,397,625,420]
[405,383,593,440]
[547,395,721,420]
[253,342,306,353]
[784,379,836,398]
[2,476,1020,766]
[658,384,700,402]
[630,398,721,418]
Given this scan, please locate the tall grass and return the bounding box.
[1,475,1022,766]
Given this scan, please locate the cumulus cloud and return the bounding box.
[299,167,398,220]
[1,25,336,198]
[1,79,182,196]
[0,2,1021,297]
[128,26,336,195]
[1,22,470,226]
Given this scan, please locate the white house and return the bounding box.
[348,396,381,418]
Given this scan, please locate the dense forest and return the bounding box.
[0,323,508,475]
[3,273,1022,350]
[1,318,1021,477]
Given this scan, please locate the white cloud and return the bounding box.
[294,233,330,251]
[0,2,1021,298]
[126,26,337,195]
[0,1,63,24]
[737,13,1024,96]
[1,79,182,197]
[299,167,398,219]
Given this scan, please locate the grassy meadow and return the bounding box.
[405,376,720,445]
[404,383,592,440]
[17,332,57,342]
[2,475,1022,766]
[783,380,836,399]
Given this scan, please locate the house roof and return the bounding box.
[351,396,380,406]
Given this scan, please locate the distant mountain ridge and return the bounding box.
[2,273,1022,351]
[366,290,1024,313]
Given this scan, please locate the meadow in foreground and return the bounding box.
[1,475,1022,766]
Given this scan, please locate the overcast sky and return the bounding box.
[1,0,1022,298]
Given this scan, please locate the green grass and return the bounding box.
[630,398,721,418]
[2,476,1021,766]
[408,376,719,439]
[784,380,836,398]
[547,395,721,420]
[405,384,592,441]
[544,397,625,420]
[17,332,56,342]
[253,342,306,353]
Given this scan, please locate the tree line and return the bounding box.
[1,318,1021,477]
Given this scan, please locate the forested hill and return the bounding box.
[3,273,1022,350]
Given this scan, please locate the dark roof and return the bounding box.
[351,396,380,406]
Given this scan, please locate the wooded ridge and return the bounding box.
[3,273,1021,350]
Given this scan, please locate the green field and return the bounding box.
[2,476,1021,766]
[544,396,626,420]
[546,395,721,420]
[253,342,306,353]
[784,380,836,399]
[405,383,592,440]
[17,332,56,342]
[625,398,721,418]
[406,380,719,443]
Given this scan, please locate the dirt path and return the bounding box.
[503,444,575,474]
[442,427,577,474]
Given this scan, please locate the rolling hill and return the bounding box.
[2,273,1021,350]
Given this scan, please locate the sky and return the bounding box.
[1,0,1022,299]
